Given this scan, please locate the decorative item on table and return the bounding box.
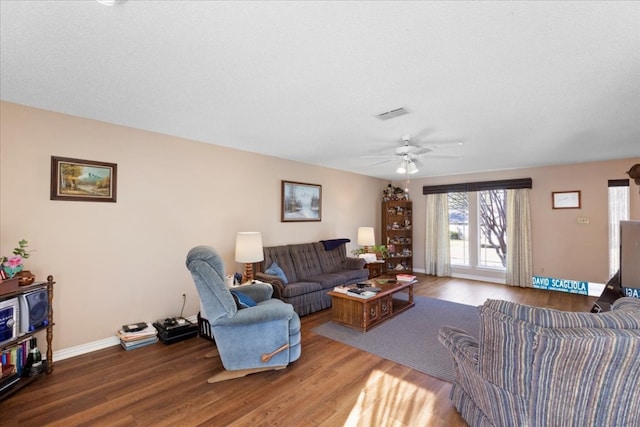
[1,239,35,286]
[233,272,243,285]
[396,274,416,282]
[1,256,22,278]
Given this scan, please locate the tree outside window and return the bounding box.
[479,189,507,268]
[448,189,507,269]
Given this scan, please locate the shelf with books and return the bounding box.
[0,276,55,401]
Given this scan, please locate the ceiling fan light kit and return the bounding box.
[407,161,418,174]
[396,158,419,175]
[364,133,461,176]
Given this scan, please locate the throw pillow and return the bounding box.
[230,290,257,309]
[265,262,288,285]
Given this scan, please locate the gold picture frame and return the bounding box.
[50,156,117,202]
[281,180,321,222]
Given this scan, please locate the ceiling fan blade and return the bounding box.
[412,128,437,141]
[361,155,396,159]
[413,147,434,155]
[416,154,462,159]
[370,159,394,166]
[418,140,464,148]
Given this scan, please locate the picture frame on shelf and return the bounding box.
[281,180,321,222]
[552,190,581,209]
[50,156,117,203]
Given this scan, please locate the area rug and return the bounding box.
[311,296,479,382]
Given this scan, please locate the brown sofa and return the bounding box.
[255,240,368,316]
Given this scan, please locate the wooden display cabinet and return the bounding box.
[382,200,413,274]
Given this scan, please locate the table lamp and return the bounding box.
[235,232,264,283]
[357,226,376,253]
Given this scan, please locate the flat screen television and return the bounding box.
[620,220,640,297]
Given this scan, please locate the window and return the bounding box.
[448,189,507,270]
[426,177,530,281]
[608,180,630,276]
[448,192,469,265]
[479,189,507,269]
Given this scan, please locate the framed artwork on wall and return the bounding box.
[50,156,117,202]
[552,190,581,209]
[281,180,321,222]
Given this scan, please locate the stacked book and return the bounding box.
[333,284,381,299]
[116,323,158,351]
[396,274,417,283]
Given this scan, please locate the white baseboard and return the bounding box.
[451,272,506,284]
[53,314,199,362]
[53,336,120,362]
[414,267,506,284]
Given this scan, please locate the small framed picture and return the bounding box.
[51,156,117,202]
[552,191,581,209]
[281,180,321,222]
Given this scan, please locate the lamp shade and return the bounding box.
[407,160,419,174]
[235,232,264,263]
[357,227,376,246]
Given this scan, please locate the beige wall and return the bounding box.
[0,102,386,351]
[401,158,640,284]
[3,101,639,354]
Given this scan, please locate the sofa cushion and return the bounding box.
[484,298,640,329]
[530,327,640,427]
[333,268,369,284]
[302,273,346,290]
[263,245,298,283]
[288,243,324,279]
[478,305,537,397]
[314,242,346,274]
[281,281,323,298]
[265,261,288,285]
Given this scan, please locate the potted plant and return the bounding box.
[1,239,35,286]
[351,247,366,256]
[351,244,389,259]
[371,244,390,260]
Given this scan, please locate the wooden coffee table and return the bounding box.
[327,278,415,332]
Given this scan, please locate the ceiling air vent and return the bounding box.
[375,107,409,121]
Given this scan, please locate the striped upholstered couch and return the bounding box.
[439,297,640,427]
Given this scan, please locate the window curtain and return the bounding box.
[425,193,451,276]
[505,188,532,287]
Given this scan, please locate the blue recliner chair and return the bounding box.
[186,245,301,383]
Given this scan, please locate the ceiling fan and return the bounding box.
[363,134,462,174]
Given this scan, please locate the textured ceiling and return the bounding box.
[1,1,639,180]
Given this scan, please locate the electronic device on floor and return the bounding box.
[152,317,197,344]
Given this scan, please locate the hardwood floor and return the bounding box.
[0,275,596,426]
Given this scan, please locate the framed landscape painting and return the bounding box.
[281,180,321,222]
[50,156,117,202]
